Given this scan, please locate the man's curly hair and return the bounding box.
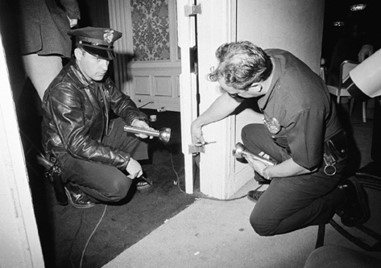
[208,41,272,90]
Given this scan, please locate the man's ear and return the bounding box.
[248,83,263,93]
[74,48,83,60]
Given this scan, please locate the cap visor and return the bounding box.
[82,46,115,60]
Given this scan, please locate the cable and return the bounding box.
[169,151,252,201]
[79,204,108,268]
[68,209,85,267]
[138,101,154,109]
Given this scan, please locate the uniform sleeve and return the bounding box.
[286,108,325,170]
[104,78,148,125]
[48,83,130,169]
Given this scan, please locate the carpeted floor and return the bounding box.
[17,86,195,268]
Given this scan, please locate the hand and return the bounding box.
[67,17,78,28]
[245,154,272,179]
[125,158,143,179]
[191,121,205,146]
[131,119,154,139]
[358,44,374,62]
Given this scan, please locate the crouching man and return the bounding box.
[191,41,369,235]
[42,27,152,208]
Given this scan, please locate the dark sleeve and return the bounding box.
[286,109,325,170]
[48,83,130,169]
[59,0,81,19]
[104,78,148,125]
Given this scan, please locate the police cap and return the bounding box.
[68,27,122,60]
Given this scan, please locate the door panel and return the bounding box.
[130,62,181,110]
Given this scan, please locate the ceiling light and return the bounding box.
[350,4,367,11]
[333,21,345,27]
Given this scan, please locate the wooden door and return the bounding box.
[178,0,239,198]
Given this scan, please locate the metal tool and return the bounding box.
[232,142,276,166]
[188,141,216,154]
[195,141,216,146]
[123,125,171,143]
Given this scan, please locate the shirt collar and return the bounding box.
[258,56,282,110]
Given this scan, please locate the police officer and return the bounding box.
[42,27,152,208]
[191,41,369,236]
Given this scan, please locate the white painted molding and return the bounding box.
[0,34,44,268]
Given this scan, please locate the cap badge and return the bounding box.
[263,114,281,134]
[103,29,115,44]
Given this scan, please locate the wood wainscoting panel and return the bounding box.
[130,62,181,111]
[154,76,173,97]
[134,76,151,96]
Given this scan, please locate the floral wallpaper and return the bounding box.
[131,0,170,61]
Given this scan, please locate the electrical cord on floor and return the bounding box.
[68,209,85,267]
[79,204,108,268]
[169,150,252,201]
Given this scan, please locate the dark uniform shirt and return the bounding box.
[257,49,343,170]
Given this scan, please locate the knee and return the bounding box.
[104,177,131,202]
[241,124,262,144]
[241,124,253,143]
[249,211,277,237]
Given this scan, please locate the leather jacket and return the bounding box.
[41,60,147,170]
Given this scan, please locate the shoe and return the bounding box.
[64,184,96,209]
[135,175,153,191]
[247,189,265,202]
[337,176,370,227]
[247,183,269,202]
[254,171,271,185]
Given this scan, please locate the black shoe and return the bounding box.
[135,175,153,191]
[254,172,271,185]
[64,184,96,209]
[247,189,265,202]
[337,177,370,227]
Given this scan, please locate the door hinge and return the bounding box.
[189,45,198,74]
[184,4,202,17]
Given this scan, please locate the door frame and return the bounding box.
[178,0,241,198]
[0,35,45,268]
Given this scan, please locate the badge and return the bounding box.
[263,115,281,134]
[103,29,114,44]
